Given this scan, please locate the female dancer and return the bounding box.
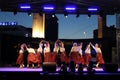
[90,43,104,67]
[27,44,39,68]
[69,42,80,68]
[84,43,92,67]
[53,40,66,66]
[78,42,85,65]
[16,43,27,68]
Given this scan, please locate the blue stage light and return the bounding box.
[88,8,98,11]
[65,5,76,11]
[19,4,31,9]
[43,4,54,10]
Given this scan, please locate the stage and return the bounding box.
[0,67,120,80]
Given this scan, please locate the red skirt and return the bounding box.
[84,53,92,65]
[16,53,24,65]
[60,52,66,62]
[96,53,104,64]
[79,55,85,65]
[27,53,39,64]
[50,52,57,62]
[36,52,42,64]
[44,52,52,62]
[69,52,80,64]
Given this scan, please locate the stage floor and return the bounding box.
[0,67,120,80]
[0,67,104,72]
[0,67,120,73]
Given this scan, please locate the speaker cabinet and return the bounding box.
[42,62,56,72]
[104,63,118,72]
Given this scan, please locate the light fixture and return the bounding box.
[76,13,80,18]
[65,5,76,13]
[52,13,55,17]
[88,13,91,18]
[88,8,98,11]
[64,13,68,18]
[42,4,54,11]
[19,4,31,10]
[65,5,76,11]
[43,7,54,10]
[27,12,32,16]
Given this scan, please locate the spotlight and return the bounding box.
[19,4,31,9]
[64,13,68,18]
[65,5,76,11]
[42,4,54,12]
[88,8,98,11]
[43,6,54,10]
[76,13,79,18]
[52,13,55,17]
[65,7,76,11]
[88,13,91,18]
[27,12,32,16]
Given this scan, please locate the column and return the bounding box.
[98,14,106,38]
[32,13,45,38]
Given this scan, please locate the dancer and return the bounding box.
[27,44,39,68]
[53,40,66,66]
[90,43,104,67]
[78,42,85,65]
[36,41,43,67]
[69,42,80,68]
[16,43,28,68]
[43,40,52,62]
[84,42,92,67]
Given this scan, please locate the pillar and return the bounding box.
[32,13,45,38]
[98,14,106,38]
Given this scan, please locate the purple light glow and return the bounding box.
[65,7,76,10]
[19,4,31,9]
[88,8,98,11]
[65,5,76,11]
[43,4,54,11]
[43,7,54,10]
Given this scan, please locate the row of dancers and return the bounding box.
[16,40,104,68]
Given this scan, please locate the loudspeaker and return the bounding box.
[104,63,118,72]
[42,62,56,72]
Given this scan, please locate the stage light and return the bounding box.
[88,13,91,18]
[76,13,80,18]
[88,8,98,11]
[65,5,76,12]
[19,4,31,9]
[43,7,54,10]
[27,12,32,16]
[52,14,55,17]
[43,4,54,11]
[64,13,68,18]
